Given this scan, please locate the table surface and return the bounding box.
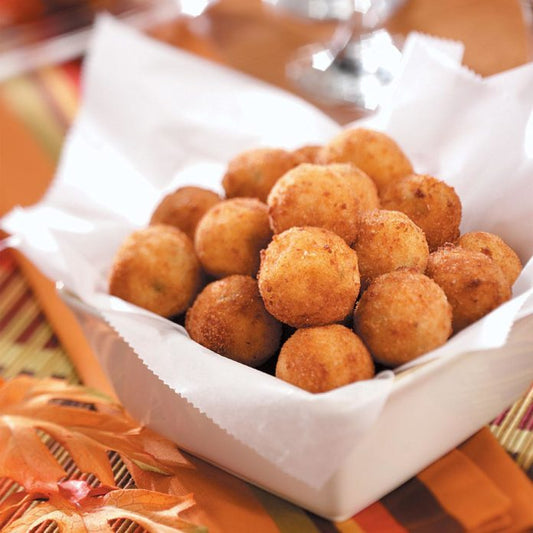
[193,0,532,123]
[0,1,532,531]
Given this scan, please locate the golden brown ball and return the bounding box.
[267,163,379,245]
[381,174,462,251]
[353,209,429,286]
[186,275,282,367]
[292,144,323,164]
[258,226,360,328]
[194,198,272,278]
[426,245,512,332]
[276,324,375,393]
[354,269,452,367]
[457,231,522,287]
[320,128,413,195]
[222,147,301,202]
[149,186,222,240]
[109,225,202,317]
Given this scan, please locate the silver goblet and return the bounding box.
[265,0,406,111]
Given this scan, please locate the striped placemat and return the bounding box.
[0,249,78,383]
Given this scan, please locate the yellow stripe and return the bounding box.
[502,428,533,472]
[336,519,365,533]
[0,74,64,159]
[490,386,533,473]
[0,263,14,285]
[490,387,532,443]
[491,396,528,442]
[0,275,28,314]
[0,342,77,382]
[38,66,79,123]
[250,486,322,533]
[0,323,51,373]
[0,301,39,344]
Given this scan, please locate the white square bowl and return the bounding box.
[59,287,533,521]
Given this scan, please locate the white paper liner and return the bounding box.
[2,16,533,488]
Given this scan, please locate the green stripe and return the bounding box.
[250,486,323,533]
[0,74,64,160]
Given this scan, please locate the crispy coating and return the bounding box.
[381,174,462,251]
[194,198,272,278]
[292,144,323,164]
[149,186,222,240]
[353,209,429,286]
[354,269,452,367]
[267,163,379,245]
[426,245,512,332]
[457,231,522,287]
[320,128,413,195]
[222,147,301,202]
[185,275,282,367]
[258,226,360,328]
[109,225,202,317]
[276,324,375,393]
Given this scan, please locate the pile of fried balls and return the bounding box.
[108,128,522,393]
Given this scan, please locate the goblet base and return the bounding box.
[287,29,402,111]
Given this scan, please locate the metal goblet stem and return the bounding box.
[280,0,406,111]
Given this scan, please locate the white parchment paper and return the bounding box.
[2,16,533,488]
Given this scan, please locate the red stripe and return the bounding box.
[353,502,408,533]
[491,406,511,426]
[0,289,32,331]
[61,60,82,94]
[0,249,16,270]
[15,311,46,343]
[518,401,533,430]
[0,268,18,295]
[44,334,60,349]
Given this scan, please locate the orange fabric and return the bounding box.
[418,428,533,532]
[179,455,280,533]
[353,501,408,532]
[149,18,224,64]
[0,98,55,217]
[127,452,279,533]
[460,428,533,533]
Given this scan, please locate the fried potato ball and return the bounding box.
[109,225,202,317]
[381,174,462,251]
[353,209,429,286]
[267,163,379,245]
[275,324,375,393]
[222,147,301,202]
[258,226,360,328]
[292,144,323,164]
[426,245,512,332]
[149,186,222,240]
[194,198,272,278]
[185,275,282,367]
[354,269,452,367]
[320,128,413,195]
[457,231,522,287]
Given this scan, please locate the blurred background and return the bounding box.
[0,0,531,123]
